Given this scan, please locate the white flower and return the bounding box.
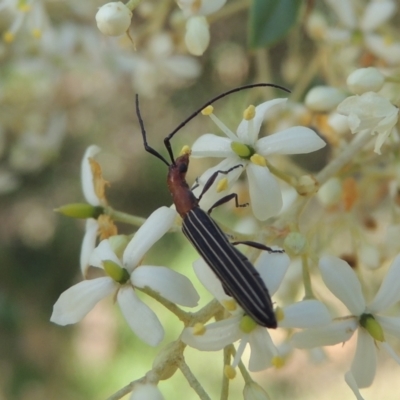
[323,0,400,65]
[191,100,326,220]
[95,1,132,37]
[184,16,210,56]
[129,383,164,400]
[337,91,399,154]
[292,255,400,400]
[51,206,199,346]
[181,252,331,371]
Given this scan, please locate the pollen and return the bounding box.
[216,177,228,192]
[243,105,256,120]
[201,105,214,115]
[89,157,109,205]
[180,145,191,156]
[222,299,237,311]
[224,365,236,379]
[192,322,206,336]
[272,356,285,369]
[250,154,267,167]
[3,32,14,43]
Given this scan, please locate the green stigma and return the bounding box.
[359,313,385,342]
[239,315,258,333]
[231,141,255,159]
[103,260,130,284]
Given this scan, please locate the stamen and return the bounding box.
[201,105,214,115]
[222,299,237,312]
[216,177,228,192]
[243,105,256,120]
[192,322,206,336]
[250,154,267,166]
[224,365,236,379]
[272,356,285,368]
[180,145,191,156]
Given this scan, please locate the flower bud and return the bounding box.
[129,383,164,400]
[152,342,179,380]
[96,2,132,37]
[347,67,384,95]
[185,16,210,56]
[296,175,319,196]
[317,177,342,207]
[55,203,103,219]
[305,86,346,112]
[243,381,271,400]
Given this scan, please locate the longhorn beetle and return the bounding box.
[135,83,289,328]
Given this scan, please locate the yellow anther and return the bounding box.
[97,214,118,240]
[180,145,191,156]
[32,28,42,39]
[250,154,267,166]
[201,105,214,115]
[216,177,228,192]
[224,365,236,379]
[3,32,14,43]
[239,315,258,333]
[272,356,285,369]
[275,307,284,322]
[192,322,206,336]
[243,105,256,120]
[222,299,237,312]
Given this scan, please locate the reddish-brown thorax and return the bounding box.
[167,153,198,218]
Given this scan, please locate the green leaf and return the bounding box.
[249,0,302,48]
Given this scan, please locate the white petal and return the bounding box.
[191,133,233,157]
[130,383,164,400]
[256,127,326,156]
[193,258,232,304]
[374,315,400,338]
[181,317,242,350]
[131,266,199,307]
[380,341,400,365]
[117,286,164,346]
[360,0,396,31]
[325,0,356,29]
[163,55,201,80]
[236,98,287,144]
[279,300,331,328]
[368,254,400,313]
[197,0,226,15]
[350,329,376,388]
[80,218,98,275]
[123,207,176,270]
[255,251,290,295]
[291,319,358,348]
[50,277,115,325]
[319,256,366,315]
[364,34,400,65]
[81,145,101,206]
[344,372,366,400]
[90,238,123,268]
[246,164,282,221]
[248,327,276,371]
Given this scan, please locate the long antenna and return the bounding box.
[163,83,290,163]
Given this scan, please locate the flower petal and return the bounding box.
[80,218,99,276]
[248,327,276,371]
[291,319,358,348]
[50,277,115,325]
[325,0,357,29]
[380,341,400,365]
[81,145,101,206]
[236,98,287,144]
[117,286,164,346]
[246,164,282,221]
[364,34,400,65]
[350,329,376,388]
[368,254,400,313]
[344,372,366,400]
[256,127,326,156]
[191,133,233,158]
[132,265,199,307]
[255,251,290,295]
[123,206,176,270]
[181,317,242,350]
[279,300,331,328]
[374,315,400,338]
[319,256,366,315]
[360,0,396,31]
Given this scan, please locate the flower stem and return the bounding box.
[106,207,146,227]
[301,254,314,299]
[220,347,232,400]
[125,0,141,10]
[178,358,212,400]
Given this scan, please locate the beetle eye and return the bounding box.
[179,163,188,173]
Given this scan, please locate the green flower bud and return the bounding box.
[55,203,103,219]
